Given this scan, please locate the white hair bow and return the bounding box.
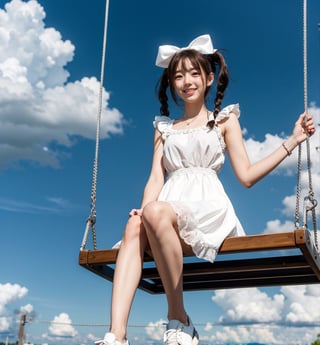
[155,34,217,68]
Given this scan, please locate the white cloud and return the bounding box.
[20,303,33,314]
[0,283,28,314]
[276,327,320,345]
[212,288,284,323]
[211,325,319,345]
[0,282,29,332]
[212,286,320,326]
[87,333,99,342]
[203,322,213,332]
[0,196,69,213]
[48,312,78,338]
[263,219,295,234]
[282,285,320,325]
[207,285,320,343]
[145,319,166,341]
[210,325,278,344]
[0,0,124,168]
[45,196,73,209]
[0,316,10,332]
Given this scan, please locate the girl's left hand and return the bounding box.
[293,113,316,144]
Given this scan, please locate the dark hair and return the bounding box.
[157,49,229,128]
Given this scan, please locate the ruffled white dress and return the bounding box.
[154,104,245,263]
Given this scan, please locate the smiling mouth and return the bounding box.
[184,88,196,95]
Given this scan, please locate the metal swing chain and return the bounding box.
[80,0,110,251]
[295,0,318,249]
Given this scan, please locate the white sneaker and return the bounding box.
[164,317,199,345]
[95,332,129,345]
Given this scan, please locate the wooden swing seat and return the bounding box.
[79,228,320,294]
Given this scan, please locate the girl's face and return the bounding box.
[172,58,213,105]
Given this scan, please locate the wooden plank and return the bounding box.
[79,248,155,265]
[142,255,311,279]
[219,231,296,253]
[78,229,320,293]
[139,255,319,293]
[79,248,118,265]
[180,275,320,292]
[295,229,320,279]
[79,231,300,265]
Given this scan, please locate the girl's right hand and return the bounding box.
[129,208,142,217]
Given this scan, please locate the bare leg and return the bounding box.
[142,201,189,324]
[109,215,148,342]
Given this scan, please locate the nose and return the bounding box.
[184,73,192,85]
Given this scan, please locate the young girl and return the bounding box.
[95,34,315,345]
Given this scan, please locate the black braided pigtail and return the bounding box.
[207,51,229,128]
[157,70,170,116]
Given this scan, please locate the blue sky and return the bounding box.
[1,0,320,344]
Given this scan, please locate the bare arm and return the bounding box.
[129,129,165,216]
[141,129,166,206]
[224,112,315,188]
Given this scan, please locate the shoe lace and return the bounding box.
[164,329,183,345]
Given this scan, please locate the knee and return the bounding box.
[142,201,167,229]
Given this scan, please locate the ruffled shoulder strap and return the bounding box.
[209,103,240,123]
[153,115,173,133]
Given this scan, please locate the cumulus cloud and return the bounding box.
[212,286,320,326]
[47,312,78,338]
[0,283,29,332]
[87,333,99,342]
[204,322,213,332]
[207,285,320,343]
[0,0,124,168]
[145,319,166,341]
[20,303,33,315]
[212,288,284,324]
[202,324,320,345]
[206,324,320,345]
[0,283,28,314]
[263,219,295,234]
[210,325,278,344]
[282,285,320,325]
[0,317,10,333]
